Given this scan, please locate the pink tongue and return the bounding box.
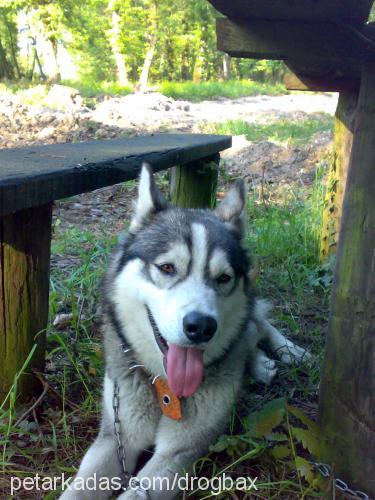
[166,344,204,397]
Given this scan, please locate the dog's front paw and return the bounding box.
[118,486,150,500]
[251,350,277,385]
[277,339,311,365]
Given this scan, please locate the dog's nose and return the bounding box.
[183,312,217,343]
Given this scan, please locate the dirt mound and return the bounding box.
[91,91,192,132]
[222,132,332,187]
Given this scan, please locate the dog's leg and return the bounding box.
[262,319,310,364]
[60,373,154,500]
[248,347,277,384]
[253,302,310,364]
[245,319,277,384]
[118,377,241,500]
[60,427,146,500]
[60,432,120,499]
[118,427,213,500]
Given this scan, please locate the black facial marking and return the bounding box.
[207,294,254,367]
[117,208,251,288]
[101,293,129,348]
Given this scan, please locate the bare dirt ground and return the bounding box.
[0,86,338,230]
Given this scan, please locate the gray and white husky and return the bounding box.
[61,164,309,500]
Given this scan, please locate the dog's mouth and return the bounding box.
[146,306,168,356]
[146,305,204,398]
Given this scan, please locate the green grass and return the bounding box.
[248,166,327,289]
[0,78,286,104]
[0,173,332,498]
[159,79,286,101]
[207,114,333,145]
[61,79,133,98]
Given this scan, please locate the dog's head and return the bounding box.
[111,164,254,396]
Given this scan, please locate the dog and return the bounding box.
[60,164,309,499]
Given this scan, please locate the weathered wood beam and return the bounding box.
[0,134,231,216]
[217,18,375,63]
[320,92,358,260]
[209,0,373,24]
[318,62,375,496]
[0,204,52,403]
[284,73,360,93]
[284,59,362,87]
[170,154,220,208]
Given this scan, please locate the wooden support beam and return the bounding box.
[209,0,373,24]
[318,62,375,496]
[0,204,52,403]
[320,92,358,260]
[216,18,375,63]
[170,154,220,209]
[284,73,360,93]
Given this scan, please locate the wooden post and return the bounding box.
[170,154,220,208]
[318,63,375,496]
[0,204,52,403]
[320,91,358,261]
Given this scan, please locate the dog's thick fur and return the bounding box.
[61,165,308,499]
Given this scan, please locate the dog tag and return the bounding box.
[154,378,182,421]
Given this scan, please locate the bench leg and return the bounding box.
[0,204,52,403]
[170,154,220,209]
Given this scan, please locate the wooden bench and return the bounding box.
[0,133,231,402]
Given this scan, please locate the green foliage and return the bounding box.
[244,397,286,437]
[61,78,132,97]
[0,0,287,86]
[208,114,333,146]
[207,399,329,496]
[159,79,285,101]
[0,5,20,79]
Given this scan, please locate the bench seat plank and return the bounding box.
[0,133,231,216]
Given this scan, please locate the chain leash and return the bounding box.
[113,380,133,490]
[312,462,370,500]
[113,379,152,498]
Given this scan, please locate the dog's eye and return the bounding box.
[216,274,232,284]
[157,263,175,275]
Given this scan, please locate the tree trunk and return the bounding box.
[222,53,231,80]
[170,155,219,209]
[320,92,358,260]
[3,11,21,79]
[0,204,52,404]
[48,37,61,83]
[318,63,375,497]
[0,38,14,79]
[108,0,129,86]
[34,46,46,81]
[193,45,203,84]
[139,0,157,91]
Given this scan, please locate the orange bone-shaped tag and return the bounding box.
[154,378,182,421]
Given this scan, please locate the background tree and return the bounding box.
[108,0,129,85]
[0,0,286,85]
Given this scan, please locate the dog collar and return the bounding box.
[153,377,182,420]
[121,341,182,421]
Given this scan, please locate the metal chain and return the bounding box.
[312,462,371,500]
[113,379,152,498]
[113,380,133,490]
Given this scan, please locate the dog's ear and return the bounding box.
[129,163,168,233]
[215,179,247,237]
